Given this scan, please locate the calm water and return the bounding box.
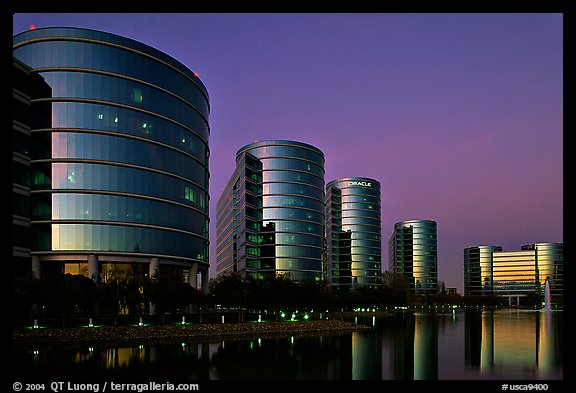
[12,309,563,380]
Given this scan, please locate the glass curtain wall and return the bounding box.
[13,27,210,278]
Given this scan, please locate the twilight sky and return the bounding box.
[12,13,563,293]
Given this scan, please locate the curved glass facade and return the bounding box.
[464,245,502,296]
[521,242,563,296]
[326,178,381,290]
[388,219,438,294]
[13,27,210,279]
[217,140,324,282]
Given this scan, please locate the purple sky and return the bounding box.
[12,13,563,293]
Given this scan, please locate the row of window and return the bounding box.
[17,40,207,116]
[393,239,437,247]
[331,271,381,278]
[331,203,381,213]
[47,223,208,261]
[333,216,380,226]
[330,238,381,248]
[50,163,208,212]
[331,231,381,241]
[51,102,209,163]
[39,71,208,133]
[334,188,381,198]
[261,182,324,200]
[393,234,437,242]
[270,258,323,272]
[331,276,382,284]
[13,192,31,218]
[330,246,381,256]
[13,125,31,158]
[14,35,208,110]
[14,126,51,161]
[253,245,323,259]
[260,220,323,234]
[274,271,322,282]
[393,258,438,266]
[395,225,436,233]
[259,169,324,186]
[244,169,262,183]
[331,194,380,205]
[52,132,207,186]
[262,208,323,223]
[13,223,31,250]
[340,224,381,233]
[331,262,381,270]
[261,195,324,211]
[395,270,438,279]
[49,193,209,236]
[260,158,324,177]
[246,145,324,165]
[242,232,324,248]
[330,255,381,262]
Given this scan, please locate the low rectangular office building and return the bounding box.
[492,250,537,301]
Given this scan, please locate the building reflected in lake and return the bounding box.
[15,310,562,380]
[464,310,562,379]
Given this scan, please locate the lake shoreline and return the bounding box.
[12,319,370,347]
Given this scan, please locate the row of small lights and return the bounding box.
[30,304,513,330]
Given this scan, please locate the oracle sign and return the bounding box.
[348,181,372,187]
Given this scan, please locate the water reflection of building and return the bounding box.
[96,343,215,378]
[210,334,348,379]
[413,313,438,380]
[464,310,562,378]
[385,314,438,380]
[352,331,381,379]
[103,347,148,369]
[537,311,561,377]
[390,315,415,379]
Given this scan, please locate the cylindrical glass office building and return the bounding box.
[464,245,502,296]
[13,27,210,288]
[227,140,325,282]
[389,219,438,294]
[521,242,563,297]
[325,177,381,290]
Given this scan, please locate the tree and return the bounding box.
[438,280,447,295]
[209,272,248,309]
[145,269,199,319]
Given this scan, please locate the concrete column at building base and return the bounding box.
[88,254,99,282]
[32,256,41,279]
[149,257,159,279]
[200,267,209,295]
[189,263,198,288]
[149,258,160,316]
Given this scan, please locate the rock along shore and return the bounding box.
[13,320,370,347]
